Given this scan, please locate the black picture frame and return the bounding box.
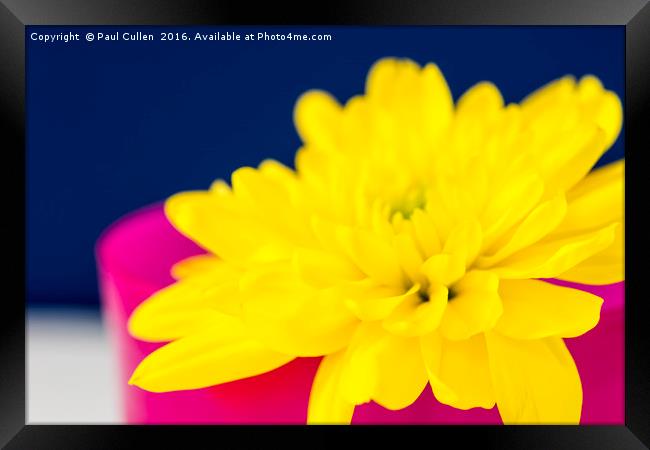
[1,0,648,448]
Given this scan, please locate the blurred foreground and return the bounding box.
[27,308,121,423]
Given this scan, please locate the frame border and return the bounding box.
[2,0,648,448]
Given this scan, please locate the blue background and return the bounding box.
[26,26,624,307]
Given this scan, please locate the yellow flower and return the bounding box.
[127,58,624,424]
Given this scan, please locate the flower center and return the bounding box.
[417,285,457,303]
[391,186,426,219]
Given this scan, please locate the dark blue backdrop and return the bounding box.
[26,26,624,307]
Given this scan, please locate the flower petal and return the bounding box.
[421,332,495,410]
[240,265,359,356]
[421,253,465,287]
[345,282,419,322]
[336,226,405,288]
[371,334,429,410]
[294,90,342,152]
[480,172,545,249]
[439,270,502,341]
[231,163,315,245]
[393,231,426,285]
[338,324,383,404]
[477,194,567,267]
[128,276,241,342]
[551,160,624,284]
[567,158,623,202]
[128,326,294,393]
[495,279,602,339]
[443,220,483,268]
[337,324,428,410]
[165,190,287,264]
[542,126,608,194]
[557,160,623,234]
[520,74,621,194]
[410,208,442,257]
[170,254,221,279]
[420,62,455,144]
[577,76,623,149]
[366,58,420,110]
[383,286,448,337]
[456,82,504,121]
[490,223,618,279]
[293,247,365,288]
[419,332,452,403]
[485,332,582,424]
[307,351,356,424]
[556,223,623,284]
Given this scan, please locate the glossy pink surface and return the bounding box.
[96,204,624,424]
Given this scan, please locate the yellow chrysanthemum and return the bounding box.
[127,58,624,424]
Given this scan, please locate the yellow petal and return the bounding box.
[420,62,454,144]
[453,82,504,162]
[336,324,428,410]
[294,90,342,152]
[336,226,405,288]
[557,222,624,284]
[165,190,287,264]
[345,282,419,321]
[422,332,495,410]
[231,164,314,245]
[520,74,621,194]
[480,172,545,249]
[241,266,359,356]
[478,194,567,267]
[449,83,504,179]
[366,58,418,109]
[521,75,580,137]
[577,74,603,101]
[293,247,365,288]
[382,286,448,337]
[365,58,400,102]
[485,332,582,424]
[365,58,453,165]
[410,208,442,257]
[127,277,241,342]
[443,220,483,268]
[421,253,465,287]
[490,223,618,279]
[170,254,222,279]
[495,279,603,339]
[310,215,350,257]
[554,159,623,235]
[128,327,294,393]
[308,351,356,424]
[338,324,384,404]
[419,332,454,404]
[423,189,454,244]
[552,160,624,284]
[521,75,577,125]
[578,76,623,149]
[542,126,608,194]
[393,231,426,285]
[456,82,503,120]
[439,271,502,341]
[566,158,623,203]
[482,104,524,171]
[371,334,429,410]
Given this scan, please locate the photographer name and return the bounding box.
[93,32,155,41]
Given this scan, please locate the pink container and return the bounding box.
[96,203,624,424]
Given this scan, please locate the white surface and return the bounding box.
[27,308,122,423]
